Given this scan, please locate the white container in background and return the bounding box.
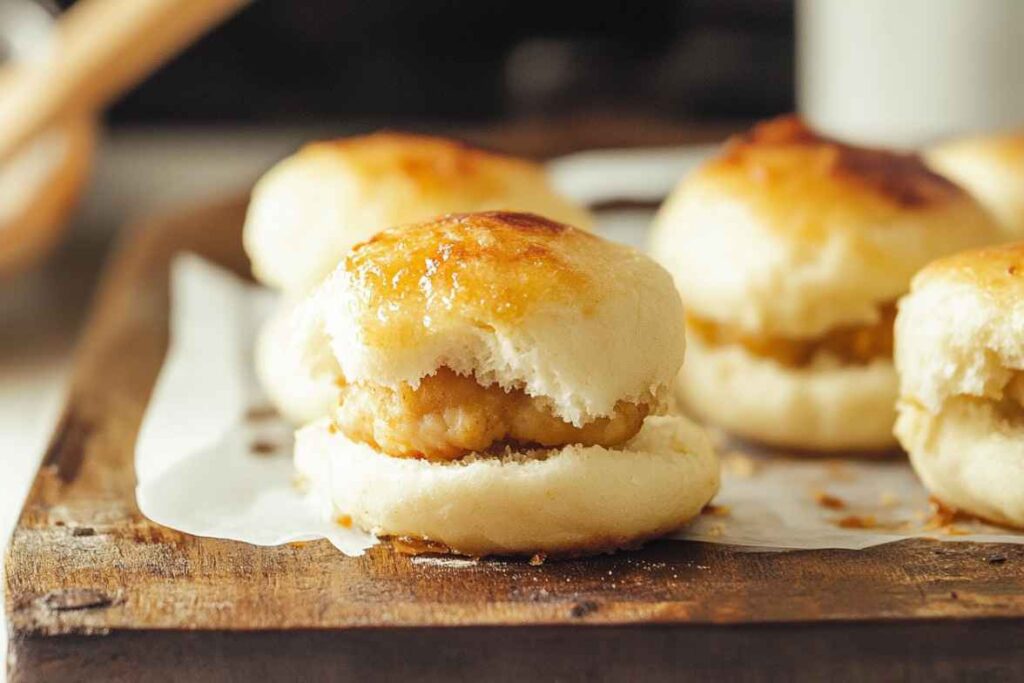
[797,0,1024,148]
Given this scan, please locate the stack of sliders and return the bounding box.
[244,132,592,424]
[290,212,719,557]
[649,116,1003,452]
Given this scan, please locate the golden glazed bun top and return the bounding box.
[896,242,1024,413]
[704,116,969,225]
[926,130,1024,238]
[243,132,593,294]
[913,240,1024,299]
[303,211,686,425]
[650,116,1002,337]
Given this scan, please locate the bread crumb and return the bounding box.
[249,440,278,456]
[814,492,846,510]
[834,514,909,531]
[836,514,876,529]
[923,497,964,531]
[529,552,547,566]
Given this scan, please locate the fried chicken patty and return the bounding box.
[687,302,897,368]
[335,367,650,461]
[993,374,1024,420]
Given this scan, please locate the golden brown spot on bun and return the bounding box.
[479,210,572,233]
[344,211,598,348]
[916,241,1024,298]
[302,132,527,199]
[713,115,964,211]
[687,301,897,367]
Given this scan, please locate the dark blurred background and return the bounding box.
[55,0,793,126]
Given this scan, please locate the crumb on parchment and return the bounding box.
[836,514,877,529]
[813,491,846,510]
[701,503,731,517]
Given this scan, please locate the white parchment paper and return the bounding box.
[137,254,1024,557]
[135,256,375,555]
[677,446,1024,549]
[135,147,1024,555]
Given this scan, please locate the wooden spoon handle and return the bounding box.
[0,0,248,163]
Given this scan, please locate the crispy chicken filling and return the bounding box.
[687,302,897,368]
[993,374,1024,420]
[336,367,649,461]
[1007,375,1024,406]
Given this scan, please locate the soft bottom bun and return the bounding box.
[255,301,337,424]
[679,336,898,452]
[896,398,1024,529]
[295,415,720,557]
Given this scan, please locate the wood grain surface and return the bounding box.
[6,122,1024,681]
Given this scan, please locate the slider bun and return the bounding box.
[680,336,898,451]
[307,211,685,426]
[244,132,593,294]
[895,242,1024,526]
[927,131,1024,237]
[295,415,720,557]
[0,118,94,278]
[255,301,337,424]
[896,399,1024,529]
[650,116,1002,337]
[895,242,1024,414]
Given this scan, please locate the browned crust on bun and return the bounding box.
[715,115,963,210]
[344,211,600,343]
[913,240,1024,302]
[301,132,535,201]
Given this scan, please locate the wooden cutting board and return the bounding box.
[6,123,1024,682]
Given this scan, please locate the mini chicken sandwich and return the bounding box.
[244,132,592,423]
[244,132,593,296]
[895,243,1024,528]
[293,211,719,557]
[649,116,1002,452]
